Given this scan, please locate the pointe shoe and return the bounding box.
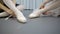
[17,16,27,23]
[3,0,27,23]
[15,11,27,23]
[29,9,40,18]
[14,6,27,23]
[29,9,45,18]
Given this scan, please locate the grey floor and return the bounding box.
[0,10,60,34]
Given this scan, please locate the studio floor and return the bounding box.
[0,10,60,34]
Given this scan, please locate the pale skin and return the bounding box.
[40,0,52,9]
[3,0,26,22]
[0,0,16,17]
[0,0,26,23]
[0,0,24,17]
[0,0,60,22]
[40,0,60,15]
[29,0,60,18]
[0,3,15,16]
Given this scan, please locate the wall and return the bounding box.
[16,0,43,9]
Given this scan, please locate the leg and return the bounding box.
[0,3,15,16]
[12,0,25,10]
[0,0,24,17]
[0,5,25,17]
[0,12,9,17]
[3,0,26,23]
[51,7,60,17]
[40,0,53,9]
[29,1,60,18]
[0,0,16,17]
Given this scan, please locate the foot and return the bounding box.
[0,5,24,17]
[15,10,27,23]
[29,9,45,18]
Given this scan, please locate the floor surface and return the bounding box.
[0,10,60,34]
